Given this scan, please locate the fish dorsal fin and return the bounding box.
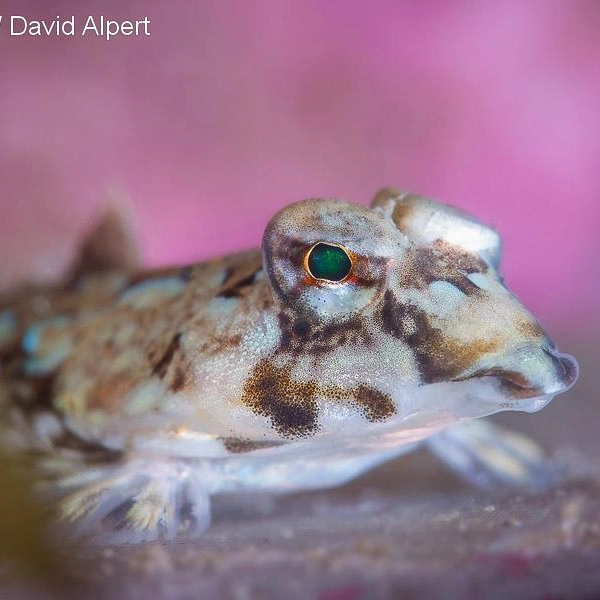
[68,203,141,281]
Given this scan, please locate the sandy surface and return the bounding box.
[3,335,599,600]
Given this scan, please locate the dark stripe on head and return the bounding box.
[378,291,499,383]
[398,240,488,294]
[277,310,370,357]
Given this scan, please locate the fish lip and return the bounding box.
[451,351,579,399]
[452,368,543,399]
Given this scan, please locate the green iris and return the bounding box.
[306,243,352,281]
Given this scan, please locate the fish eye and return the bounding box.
[305,243,353,282]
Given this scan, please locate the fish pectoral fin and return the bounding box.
[55,456,211,543]
[426,420,558,490]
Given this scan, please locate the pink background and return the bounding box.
[0,0,598,328]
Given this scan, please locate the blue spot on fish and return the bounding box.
[22,325,42,354]
[24,343,71,376]
[22,316,71,355]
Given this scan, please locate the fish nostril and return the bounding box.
[543,348,565,375]
[558,355,579,388]
[542,349,579,389]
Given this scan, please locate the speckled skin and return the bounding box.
[0,189,578,542]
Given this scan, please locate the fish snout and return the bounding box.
[456,343,579,399]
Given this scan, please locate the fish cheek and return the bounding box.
[376,290,500,383]
[241,359,320,438]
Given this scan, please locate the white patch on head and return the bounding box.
[427,280,467,314]
[394,196,501,267]
[240,312,281,355]
[401,315,417,336]
[396,281,466,320]
[300,285,377,318]
[467,272,493,292]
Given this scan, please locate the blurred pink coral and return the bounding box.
[0,0,598,326]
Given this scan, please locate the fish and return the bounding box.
[0,188,578,543]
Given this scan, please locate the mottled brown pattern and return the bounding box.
[217,255,263,299]
[263,234,304,269]
[516,319,546,341]
[346,255,387,289]
[49,430,123,463]
[379,290,420,340]
[414,327,500,384]
[241,359,320,437]
[3,373,56,416]
[0,282,123,332]
[278,311,371,356]
[398,239,488,295]
[220,437,284,454]
[240,355,397,432]
[378,290,500,382]
[351,384,396,422]
[87,373,139,413]
[218,270,261,298]
[3,251,255,429]
[318,382,397,423]
[0,357,115,462]
[0,312,59,417]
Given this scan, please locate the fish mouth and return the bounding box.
[453,368,542,399]
[452,350,579,400]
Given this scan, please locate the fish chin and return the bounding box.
[389,377,562,424]
[405,349,579,419]
[204,377,569,495]
[502,393,557,413]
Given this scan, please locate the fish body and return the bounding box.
[0,189,578,542]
